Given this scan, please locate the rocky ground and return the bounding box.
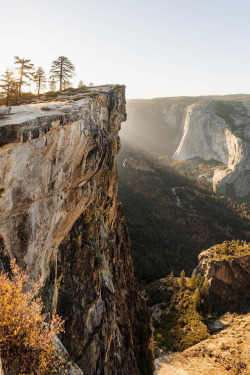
[154,312,250,375]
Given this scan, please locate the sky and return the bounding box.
[0,0,250,99]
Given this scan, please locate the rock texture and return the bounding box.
[0,86,154,374]
[197,249,250,313]
[173,100,250,199]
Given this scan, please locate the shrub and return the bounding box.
[0,259,64,374]
[0,187,5,199]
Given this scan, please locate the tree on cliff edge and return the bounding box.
[49,56,75,91]
[14,57,34,103]
[33,67,46,95]
[0,69,18,106]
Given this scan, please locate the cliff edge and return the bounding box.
[0,86,154,374]
[197,241,250,313]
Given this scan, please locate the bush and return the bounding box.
[0,187,5,199]
[0,259,64,374]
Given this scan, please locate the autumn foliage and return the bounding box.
[0,259,64,374]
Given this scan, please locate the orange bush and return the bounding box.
[0,259,64,374]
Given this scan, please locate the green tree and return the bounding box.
[14,57,34,103]
[0,70,18,106]
[196,273,204,288]
[189,273,197,290]
[168,270,175,287]
[49,78,57,91]
[179,270,186,290]
[49,56,75,91]
[200,280,209,299]
[78,80,85,88]
[194,287,200,310]
[33,67,46,95]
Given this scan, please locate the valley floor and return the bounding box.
[154,313,250,375]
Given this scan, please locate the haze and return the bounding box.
[1,0,250,98]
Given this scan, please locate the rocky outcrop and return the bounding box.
[154,312,250,375]
[173,100,250,199]
[197,247,250,313]
[0,86,154,374]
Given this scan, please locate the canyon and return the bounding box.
[122,95,250,200]
[0,86,154,374]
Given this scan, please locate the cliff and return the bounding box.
[121,97,199,155]
[196,241,250,313]
[121,96,250,199]
[173,100,250,199]
[0,86,154,374]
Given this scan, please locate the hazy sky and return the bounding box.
[1,0,250,98]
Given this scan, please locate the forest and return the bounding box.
[117,141,250,283]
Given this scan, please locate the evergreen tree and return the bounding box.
[168,270,174,286]
[14,57,34,103]
[33,67,46,95]
[200,280,209,298]
[179,270,186,290]
[0,69,18,106]
[49,56,75,91]
[194,287,200,310]
[78,80,85,88]
[62,80,72,90]
[189,273,197,290]
[196,273,203,288]
[49,78,57,92]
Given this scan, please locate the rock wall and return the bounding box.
[173,100,250,199]
[122,97,198,156]
[197,249,250,313]
[0,86,154,374]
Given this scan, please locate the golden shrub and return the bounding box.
[0,259,64,374]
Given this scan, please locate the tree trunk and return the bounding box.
[18,63,24,104]
[60,61,63,91]
[38,76,41,95]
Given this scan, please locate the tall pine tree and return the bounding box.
[0,69,18,106]
[14,57,34,103]
[49,56,75,91]
[33,67,46,95]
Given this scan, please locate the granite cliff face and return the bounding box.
[173,100,250,199]
[121,97,199,155]
[197,244,250,313]
[0,86,154,374]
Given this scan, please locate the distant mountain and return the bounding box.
[117,95,250,282]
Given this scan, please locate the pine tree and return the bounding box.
[168,270,174,286]
[49,56,75,91]
[14,57,34,103]
[179,270,186,290]
[189,273,197,289]
[49,78,57,92]
[33,67,46,95]
[200,280,209,298]
[78,80,85,88]
[62,80,72,90]
[194,287,200,310]
[196,273,204,288]
[0,69,18,106]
